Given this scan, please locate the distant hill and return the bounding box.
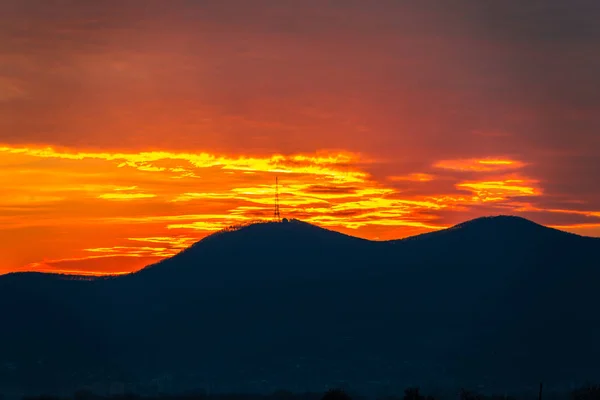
[133,218,375,286]
[1,216,599,396]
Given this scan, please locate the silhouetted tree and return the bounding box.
[403,388,422,400]
[74,390,96,400]
[488,396,516,400]
[272,390,296,400]
[459,389,483,400]
[321,389,352,400]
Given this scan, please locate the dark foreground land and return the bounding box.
[12,385,600,400]
[2,217,600,395]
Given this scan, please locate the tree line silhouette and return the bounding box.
[14,384,600,400]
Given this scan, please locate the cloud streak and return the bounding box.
[434,158,527,172]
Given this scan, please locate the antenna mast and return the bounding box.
[274,176,281,222]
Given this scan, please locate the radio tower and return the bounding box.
[274,176,281,222]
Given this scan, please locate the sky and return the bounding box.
[1,0,599,275]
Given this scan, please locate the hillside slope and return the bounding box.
[1,216,599,394]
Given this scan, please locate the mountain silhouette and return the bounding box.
[133,218,375,287]
[1,215,599,395]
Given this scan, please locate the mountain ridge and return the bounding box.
[1,214,599,395]
[2,215,596,279]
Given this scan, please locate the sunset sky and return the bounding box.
[1,0,599,275]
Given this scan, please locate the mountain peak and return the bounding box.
[400,215,583,245]
[190,218,355,247]
[452,215,545,230]
[135,218,369,278]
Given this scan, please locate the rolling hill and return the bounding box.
[1,216,599,395]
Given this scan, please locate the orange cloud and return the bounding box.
[388,173,434,182]
[434,158,526,172]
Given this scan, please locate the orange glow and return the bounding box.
[0,145,598,275]
[2,2,599,278]
[548,223,600,237]
[2,0,600,276]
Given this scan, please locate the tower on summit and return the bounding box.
[274,176,281,222]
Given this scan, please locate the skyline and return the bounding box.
[1,0,600,275]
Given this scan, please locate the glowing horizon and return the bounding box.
[1,143,599,276]
[1,1,599,275]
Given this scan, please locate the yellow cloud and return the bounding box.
[457,177,541,201]
[434,158,526,172]
[388,173,434,182]
[127,236,198,249]
[98,193,157,200]
[0,145,367,183]
[167,221,238,232]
